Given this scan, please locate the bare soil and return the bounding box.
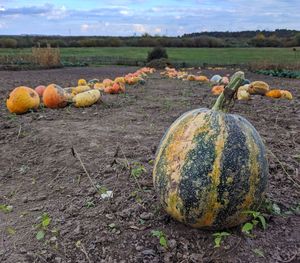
[0,66,299,263]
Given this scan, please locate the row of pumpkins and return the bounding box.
[160,67,293,100]
[6,67,156,114]
[210,74,293,100]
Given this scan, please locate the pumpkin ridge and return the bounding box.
[213,114,251,228]
[192,112,227,227]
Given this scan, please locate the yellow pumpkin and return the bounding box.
[78,79,87,86]
[71,85,91,95]
[248,81,270,95]
[6,86,40,114]
[280,90,293,100]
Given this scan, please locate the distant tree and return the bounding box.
[0,38,18,48]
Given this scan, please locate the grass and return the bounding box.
[1,47,299,66]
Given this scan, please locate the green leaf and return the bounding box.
[159,236,167,248]
[42,214,51,227]
[242,222,253,233]
[0,204,13,213]
[253,248,265,258]
[151,230,162,238]
[257,215,267,230]
[36,230,45,240]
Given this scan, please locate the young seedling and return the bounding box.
[242,210,267,236]
[35,212,52,241]
[212,232,230,248]
[0,204,13,213]
[131,162,147,178]
[252,248,265,258]
[151,230,168,248]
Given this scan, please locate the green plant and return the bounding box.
[131,163,146,178]
[241,211,267,235]
[253,248,265,258]
[147,47,168,62]
[151,230,168,248]
[212,232,230,248]
[35,212,52,240]
[0,204,13,213]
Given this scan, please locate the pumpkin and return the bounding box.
[237,89,251,100]
[6,86,40,114]
[114,77,126,84]
[35,85,46,97]
[280,90,293,100]
[104,82,125,94]
[211,85,224,96]
[196,76,209,82]
[210,75,222,84]
[73,90,100,107]
[94,83,105,91]
[103,79,114,87]
[248,81,269,95]
[43,84,68,109]
[221,76,229,85]
[187,75,197,81]
[78,79,87,86]
[71,85,91,95]
[153,71,268,229]
[265,89,282,98]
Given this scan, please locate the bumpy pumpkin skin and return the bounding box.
[153,108,268,229]
[6,86,40,114]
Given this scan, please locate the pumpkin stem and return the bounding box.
[212,71,245,112]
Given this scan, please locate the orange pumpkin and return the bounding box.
[195,75,209,82]
[43,84,68,108]
[211,85,225,96]
[104,82,125,94]
[6,86,40,114]
[266,89,282,99]
[35,85,47,97]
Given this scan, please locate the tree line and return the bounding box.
[0,30,300,48]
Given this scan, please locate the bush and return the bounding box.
[146,58,171,69]
[147,47,168,62]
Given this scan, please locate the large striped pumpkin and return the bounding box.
[153,72,268,229]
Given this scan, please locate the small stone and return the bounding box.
[140,212,153,220]
[54,257,62,263]
[74,224,82,235]
[142,249,156,256]
[29,206,44,211]
[135,245,144,251]
[22,197,28,203]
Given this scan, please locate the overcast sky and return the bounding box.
[0,0,299,36]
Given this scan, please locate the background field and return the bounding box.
[1,47,300,67]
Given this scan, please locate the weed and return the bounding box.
[151,230,168,248]
[241,211,267,236]
[131,162,146,178]
[0,204,13,213]
[212,232,230,248]
[253,248,265,258]
[35,212,52,241]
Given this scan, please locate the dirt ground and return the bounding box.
[0,66,299,263]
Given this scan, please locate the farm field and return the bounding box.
[0,66,299,263]
[1,47,300,66]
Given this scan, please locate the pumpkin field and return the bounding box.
[0,66,299,263]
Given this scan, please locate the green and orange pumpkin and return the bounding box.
[153,72,268,229]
